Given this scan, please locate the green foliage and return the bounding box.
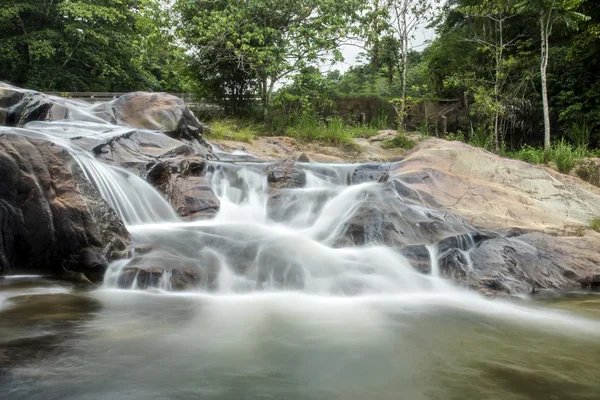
[552,139,585,173]
[446,131,466,142]
[382,133,416,150]
[589,217,600,232]
[507,145,546,164]
[286,116,356,147]
[176,0,366,115]
[205,119,259,143]
[0,0,186,91]
[565,116,597,148]
[468,124,493,150]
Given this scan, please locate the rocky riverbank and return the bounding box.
[1,82,599,296]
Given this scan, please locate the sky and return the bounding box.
[331,25,437,73]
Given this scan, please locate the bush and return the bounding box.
[566,116,597,149]
[382,133,416,149]
[508,145,545,164]
[446,131,465,142]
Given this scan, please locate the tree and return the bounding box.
[460,0,523,153]
[176,0,365,120]
[0,0,176,91]
[387,0,435,129]
[516,0,588,151]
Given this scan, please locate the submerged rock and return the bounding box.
[0,133,129,282]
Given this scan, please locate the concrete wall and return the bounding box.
[335,97,468,134]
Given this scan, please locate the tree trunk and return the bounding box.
[540,13,551,151]
[400,1,408,131]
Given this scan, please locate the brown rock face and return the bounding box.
[0,132,129,282]
[93,92,205,142]
[391,139,600,232]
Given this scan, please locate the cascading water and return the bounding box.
[3,91,600,400]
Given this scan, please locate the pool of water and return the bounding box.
[1,277,600,400]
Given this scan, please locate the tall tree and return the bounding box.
[0,0,174,91]
[387,0,435,129]
[176,0,365,120]
[516,0,588,150]
[461,0,523,152]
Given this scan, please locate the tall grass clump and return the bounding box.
[566,116,597,149]
[206,119,258,143]
[468,124,492,150]
[287,115,354,146]
[551,139,585,173]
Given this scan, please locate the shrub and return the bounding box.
[566,116,597,149]
[468,124,492,150]
[382,133,416,149]
[287,115,354,146]
[446,131,465,142]
[509,145,545,164]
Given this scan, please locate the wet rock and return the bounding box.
[0,133,129,282]
[0,84,69,126]
[266,160,306,189]
[145,158,219,220]
[92,92,205,142]
[351,163,391,184]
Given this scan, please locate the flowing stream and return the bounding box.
[1,96,600,399]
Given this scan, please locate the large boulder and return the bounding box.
[0,84,76,126]
[391,139,600,232]
[93,92,206,142]
[0,132,129,282]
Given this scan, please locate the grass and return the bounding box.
[204,119,259,143]
[503,139,592,174]
[590,217,600,232]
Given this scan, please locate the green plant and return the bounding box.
[566,116,597,149]
[551,139,584,173]
[446,130,465,142]
[468,124,492,150]
[369,110,392,131]
[508,145,545,164]
[287,115,355,146]
[205,119,258,143]
[382,133,416,149]
[590,217,600,232]
[418,121,436,137]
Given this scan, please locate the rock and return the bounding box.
[0,132,129,282]
[434,232,600,296]
[266,160,306,189]
[146,158,220,220]
[69,128,219,220]
[93,92,204,142]
[351,163,391,184]
[390,139,600,232]
[0,84,70,126]
[297,153,310,163]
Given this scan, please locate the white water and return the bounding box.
[5,92,600,400]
